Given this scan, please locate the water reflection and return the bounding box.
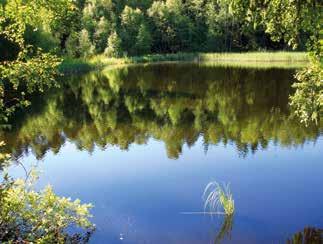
[286,227,323,244]
[214,214,234,244]
[0,63,321,159]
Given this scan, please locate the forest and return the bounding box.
[1,0,321,126]
[0,0,318,59]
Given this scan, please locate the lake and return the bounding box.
[2,63,323,243]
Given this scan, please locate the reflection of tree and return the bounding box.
[0,64,321,159]
[214,214,234,244]
[286,227,323,244]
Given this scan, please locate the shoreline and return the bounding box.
[59,51,309,74]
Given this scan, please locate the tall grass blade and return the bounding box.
[203,181,235,216]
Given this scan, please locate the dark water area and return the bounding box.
[2,63,323,243]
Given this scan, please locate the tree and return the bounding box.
[45,0,81,51]
[94,16,110,53]
[120,6,145,55]
[79,29,95,57]
[104,31,122,58]
[0,0,62,126]
[65,31,79,57]
[290,58,323,125]
[263,0,322,124]
[124,0,154,10]
[205,0,236,51]
[147,0,194,53]
[230,0,322,124]
[82,2,97,37]
[135,23,152,55]
[147,1,173,52]
[263,0,320,54]
[184,0,208,50]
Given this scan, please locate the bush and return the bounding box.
[0,142,95,243]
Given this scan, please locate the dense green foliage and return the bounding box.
[230,0,322,125]
[66,0,318,57]
[0,1,321,241]
[0,0,321,125]
[290,58,323,125]
[0,143,95,243]
[0,0,65,126]
[1,0,315,60]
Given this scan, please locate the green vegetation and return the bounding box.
[59,51,309,73]
[290,58,323,125]
[203,182,235,216]
[0,0,321,241]
[91,51,310,64]
[0,143,95,243]
[2,0,318,58]
[58,58,98,74]
[1,0,321,125]
[0,0,66,125]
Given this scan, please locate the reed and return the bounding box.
[203,181,235,216]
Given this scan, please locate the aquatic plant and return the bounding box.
[203,181,235,215]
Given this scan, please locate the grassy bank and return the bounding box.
[59,51,309,74]
[58,58,97,74]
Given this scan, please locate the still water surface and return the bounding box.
[3,63,323,243]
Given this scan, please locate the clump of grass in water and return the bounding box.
[203,181,235,215]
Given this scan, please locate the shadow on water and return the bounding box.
[0,63,321,160]
[211,218,323,244]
